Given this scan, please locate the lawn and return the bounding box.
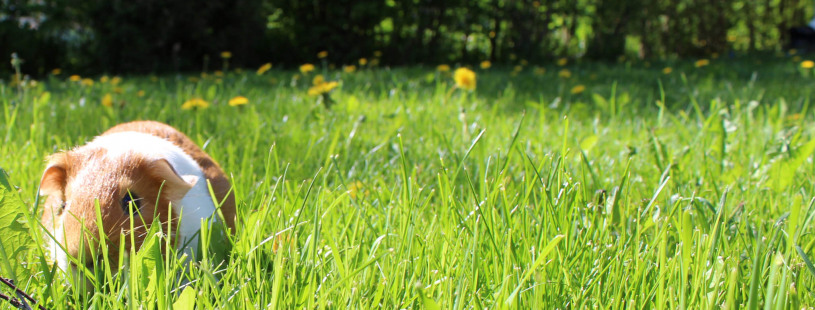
[2,55,815,308]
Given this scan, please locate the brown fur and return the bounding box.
[40,121,235,267]
[41,149,182,266]
[102,121,236,229]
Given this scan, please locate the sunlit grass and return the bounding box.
[2,57,815,308]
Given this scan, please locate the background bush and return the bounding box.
[1,0,813,75]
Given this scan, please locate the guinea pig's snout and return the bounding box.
[69,256,99,272]
[64,234,123,273]
[61,221,104,266]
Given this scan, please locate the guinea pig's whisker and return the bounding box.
[119,219,176,236]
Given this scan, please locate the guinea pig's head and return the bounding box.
[39,147,198,273]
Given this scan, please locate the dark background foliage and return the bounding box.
[1,0,812,75]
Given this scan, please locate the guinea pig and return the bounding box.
[39,120,235,274]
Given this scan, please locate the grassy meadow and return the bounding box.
[3,55,815,308]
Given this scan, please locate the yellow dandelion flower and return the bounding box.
[570,85,586,94]
[228,96,249,106]
[214,70,224,77]
[437,64,450,72]
[373,50,382,57]
[51,68,61,75]
[480,61,491,69]
[114,87,123,94]
[557,58,568,66]
[313,74,325,86]
[520,59,529,66]
[325,81,339,91]
[348,181,369,199]
[790,49,798,55]
[802,60,815,69]
[101,93,113,107]
[221,51,232,59]
[257,63,272,75]
[317,51,328,58]
[137,90,145,97]
[662,67,673,74]
[359,58,368,66]
[111,76,121,85]
[181,98,210,110]
[300,63,315,73]
[694,59,709,67]
[534,67,546,75]
[453,67,476,91]
[69,75,81,82]
[308,81,339,96]
[513,65,523,73]
[344,65,356,73]
[558,69,571,78]
[100,75,109,83]
[81,78,94,87]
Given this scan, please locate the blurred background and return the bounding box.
[1,0,812,75]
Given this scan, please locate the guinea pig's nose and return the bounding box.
[85,258,97,271]
[68,250,101,271]
[68,256,97,271]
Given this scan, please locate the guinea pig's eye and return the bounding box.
[57,200,66,215]
[121,191,142,215]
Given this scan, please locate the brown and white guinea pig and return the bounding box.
[39,120,235,273]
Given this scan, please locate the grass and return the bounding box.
[2,55,815,308]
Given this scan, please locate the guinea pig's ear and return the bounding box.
[147,159,199,201]
[40,153,68,195]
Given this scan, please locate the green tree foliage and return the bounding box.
[0,0,813,74]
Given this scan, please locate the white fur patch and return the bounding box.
[87,131,216,260]
[51,221,69,272]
